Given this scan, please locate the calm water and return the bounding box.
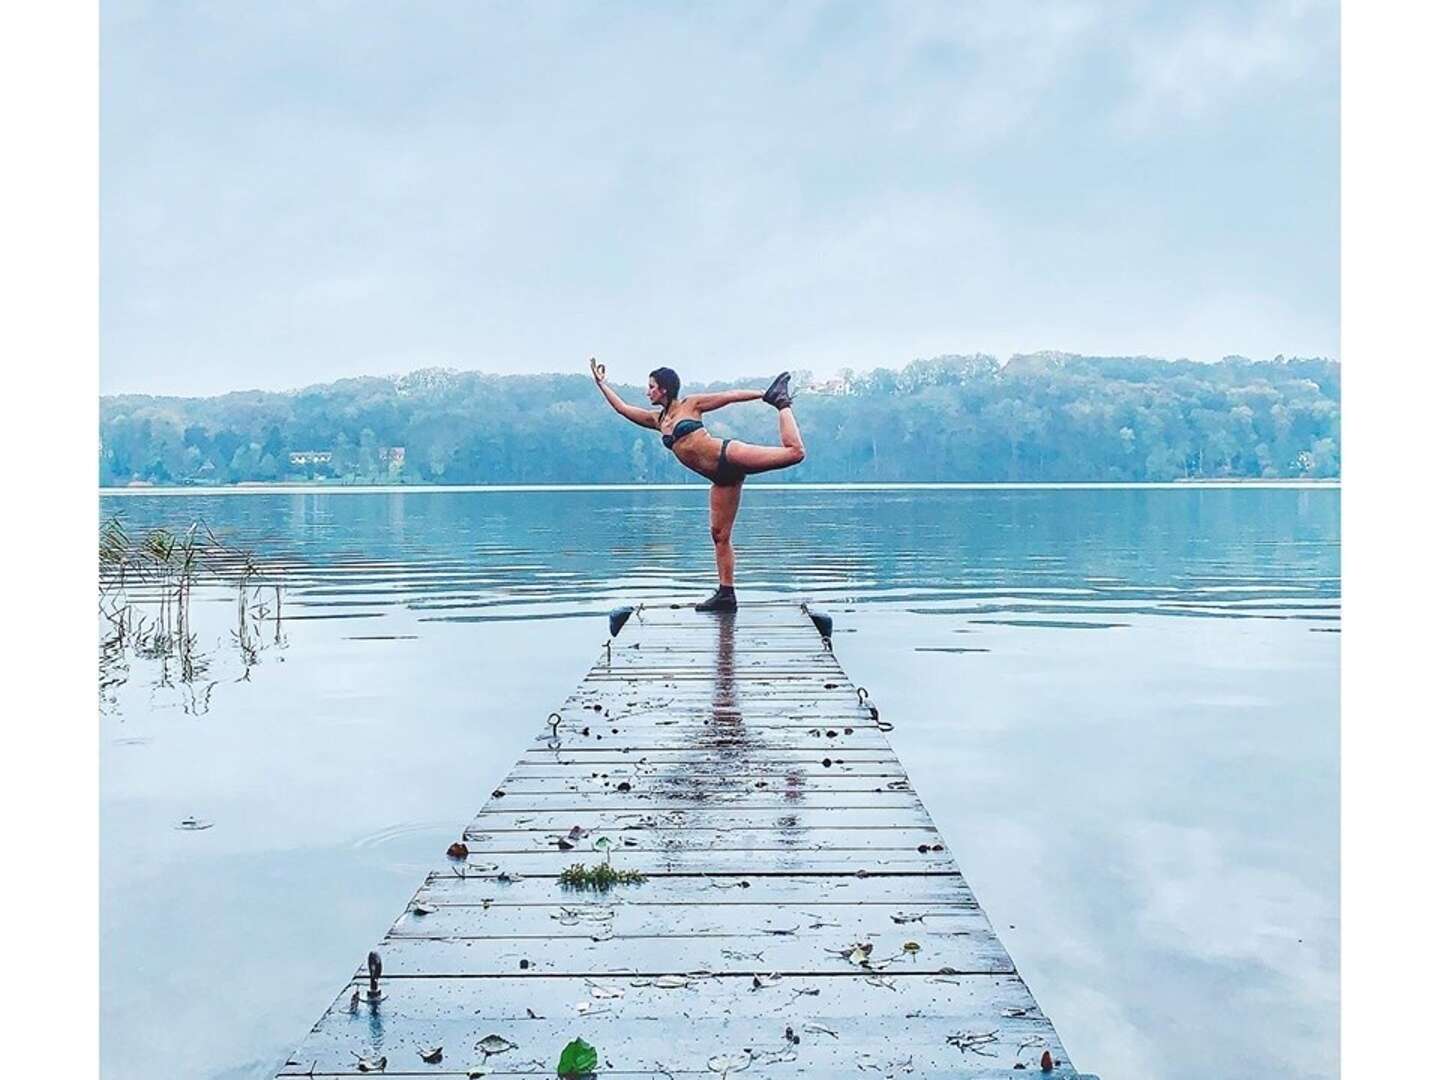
[98,486,1339,1080]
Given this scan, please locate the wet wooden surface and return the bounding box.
[276,602,1094,1078]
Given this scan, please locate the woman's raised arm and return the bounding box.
[591,359,659,429]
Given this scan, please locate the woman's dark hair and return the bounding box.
[649,366,680,405]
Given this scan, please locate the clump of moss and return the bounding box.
[559,862,647,890]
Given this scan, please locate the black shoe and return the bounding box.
[695,587,738,612]
[762,371,792,410]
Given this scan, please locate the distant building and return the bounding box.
[808,376,853,396]
[288,451,333,466]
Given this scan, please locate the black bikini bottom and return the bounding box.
[711,438,745,487]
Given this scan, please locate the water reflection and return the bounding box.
[711,611,737,727]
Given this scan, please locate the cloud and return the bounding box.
[100,1,1338,394]
[1116,0,1338,131]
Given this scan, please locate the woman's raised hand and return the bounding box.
[589,357,607,385]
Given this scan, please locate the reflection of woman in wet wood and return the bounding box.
[590,358,805,611]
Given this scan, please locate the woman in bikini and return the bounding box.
[590,357,805,611]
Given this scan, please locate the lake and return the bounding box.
[98,485,1340,1080]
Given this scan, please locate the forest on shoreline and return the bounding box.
[100,352,1340,486]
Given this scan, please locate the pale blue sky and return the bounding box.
[101,0,1338,396]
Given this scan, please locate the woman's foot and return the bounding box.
[762,371,792,410]
[695,585,738,612]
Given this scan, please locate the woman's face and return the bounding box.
[647,377,665,405]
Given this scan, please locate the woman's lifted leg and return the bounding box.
[719,387,806,476]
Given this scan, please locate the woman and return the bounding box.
[590,357,805,611]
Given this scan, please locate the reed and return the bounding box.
[98,515,284,712]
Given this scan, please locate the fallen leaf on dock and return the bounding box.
[707,1050,753,1074]
[412,903,438,916]
[176,816,213,830]
[418,1045,443,1063]
[557,1037,600,1078]
[655,974,693,989]
[945,1030,999,1056]
[555,907,616,926]
[447,842,469,859]
[476,1034,517,1056]
[751,972,782,989]
[350,1051,387,1072]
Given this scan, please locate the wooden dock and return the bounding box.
[277,602,1094,1078]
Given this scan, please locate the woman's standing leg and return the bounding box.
[697,481,743,611]
[710,481,743,585]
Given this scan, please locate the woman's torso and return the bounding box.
[658,400,725,477]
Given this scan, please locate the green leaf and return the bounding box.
[557,1037,599,1077]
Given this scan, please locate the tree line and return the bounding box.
[99,352,1340,485]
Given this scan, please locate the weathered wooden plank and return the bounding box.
[457,829,945,857]
[495,771,904,789]
[443,851,961,874]
[492,789,910,806]
[463,808,932,832]
[473,794,924,814]
[367,921,1013,978]
[387,900,983,938]
[527,733,896,752]
[415,872,977,906]
[309,971,1038,1020]
[597,659,841,667]
[519,754,899,768]
[277,1013,1080,1077]
[536,719,886,732]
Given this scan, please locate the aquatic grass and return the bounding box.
[558,863,647,890]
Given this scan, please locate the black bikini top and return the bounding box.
[661,418,704,450]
